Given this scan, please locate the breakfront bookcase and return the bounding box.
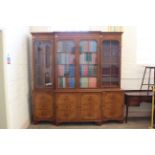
[32,32,124,124]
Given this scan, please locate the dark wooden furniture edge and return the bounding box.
[125,90,152,123]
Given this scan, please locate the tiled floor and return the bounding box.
[28,117,151,129]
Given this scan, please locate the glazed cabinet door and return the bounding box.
[102,91,124,122]
[79,40,98,89]
[101,40,121,88]
[33,90,54,123]
[80,93,101,121]
[56,93,79,123]
[56,40,76,89]
[34,40,53,88]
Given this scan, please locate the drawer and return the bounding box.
[126,96,141,106]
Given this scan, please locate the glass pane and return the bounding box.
[36,69,43,87]
[68,78,75,88]
[111,77,119,86]
[80,77,97,88]
[80,78,89,88]
[58,65,65,76]
[58,65,75,77]
[102,40,120,87]
[58,77,66,88]
[45,45,50,68]
[80,65,97,77]
[67,53,75,64]
[68,65,75,77]
[34,41,44,87]
[103,56,111,64]
[44,41,52,88]
[89,41,97,52]
[57,41,75,53]
[80,53,87,64]
[102,64,111,76]
[88,65,97,76]
[34,40,52,88]
[80,53,97,64]
[111,57,119,63]
[111,41,119,63]
[89,53,97,64]
[58,77,75,88]
[80,40,97,53]
[111,64,119,76]
[57,53,66,64]
[103,41,111,57]
[80,65,88,77]
[57,53,75,65]
[111,41,119,57]
[80,40,97,88]
[35,42,42,65]
[102,77,111,86]
[80,41,89,52]
[89,78,97,88]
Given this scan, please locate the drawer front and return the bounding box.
[126,96,141,106]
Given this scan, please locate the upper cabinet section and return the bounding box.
[32,32,122,90]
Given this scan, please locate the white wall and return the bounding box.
[30,26,51,32]
[121,27,144,90]
[137,26,155,66]
[3,27,30,129]
[0,30,7,128]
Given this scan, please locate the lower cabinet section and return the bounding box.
[32,90,125,124]
[32,90,54,123]
[102,91,124,122]
[56,93,101,123]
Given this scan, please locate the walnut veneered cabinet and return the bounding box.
[32,32,124,124]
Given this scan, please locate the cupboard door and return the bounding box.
[56,93,79,122]
[102,91,124,121]
[80,93,101,121]
[34,40,53,88]
[33,90,54,122]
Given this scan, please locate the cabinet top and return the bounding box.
[31,31,123,36]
